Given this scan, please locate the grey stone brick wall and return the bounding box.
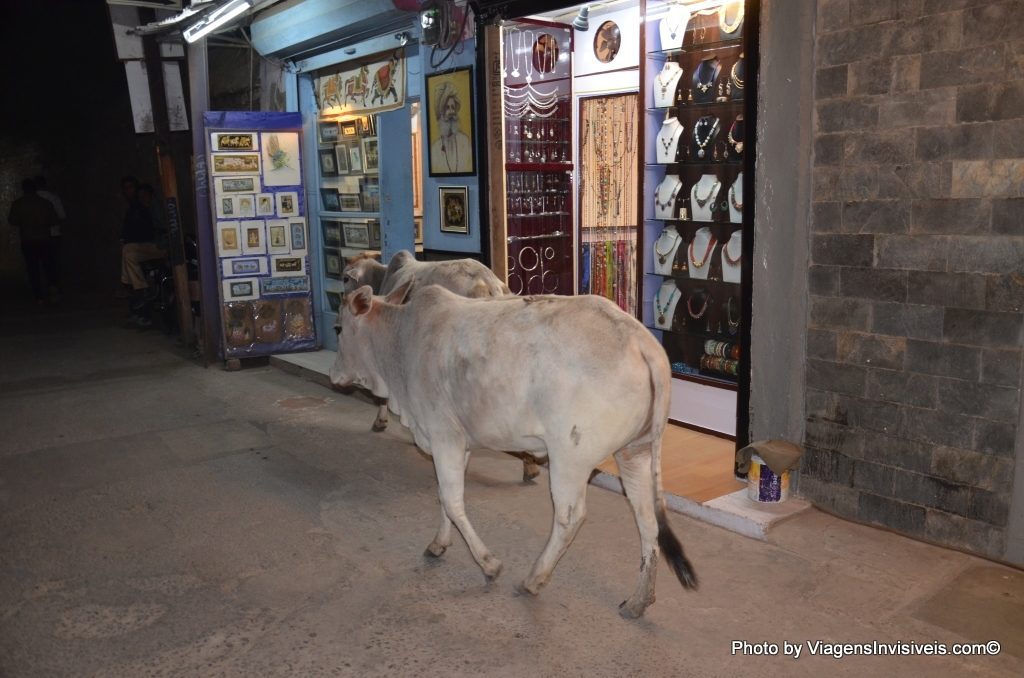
[803,0,1024,560]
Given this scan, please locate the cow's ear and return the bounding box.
[349,285,374,316]
[385,279,414,305]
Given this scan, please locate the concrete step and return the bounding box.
[270,350,811,540]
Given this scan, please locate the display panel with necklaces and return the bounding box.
[641,0,751,420]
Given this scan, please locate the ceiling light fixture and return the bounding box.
[183,0,253,44]
[572,5,590,31]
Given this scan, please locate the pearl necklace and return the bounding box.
[655,283,678,325]
[693,116,719,159]
[719,3,744,34]
[654,177,683,213]
[654,228,681,265]
[689,232,717,268]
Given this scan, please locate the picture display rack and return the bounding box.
[642,0,747,390]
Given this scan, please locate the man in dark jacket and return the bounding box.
[8,177,60,303]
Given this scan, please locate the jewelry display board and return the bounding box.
[501,21,574,296]
[204,111,316,359]
[579,93,639,315]
[642,0,747,387]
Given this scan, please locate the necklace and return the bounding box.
[654,229,681,265]
[654,177,682,212]
[655,284,678,326]
[506,28,520,77]
[727,115,744,155]
[656,63,682,99]
[662,7,689,42]
[693,116,719,158]
[693,178,720,210]
[695,58,719,94]
[729,182,743,211]
[727,297,740,333]
[723,233,741,264]
[719,3,744,34]
[689,231,717,268]
[658,119,683,158]
[687,291,710,319]
[522,30,534,83]
[731,55,745,91]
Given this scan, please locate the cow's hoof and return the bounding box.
[617,598,650,620]
[514,581,540,597]
[424,542,447,558]
[522,468,539,484]
[371,420,388,432]
[481,556,502,581]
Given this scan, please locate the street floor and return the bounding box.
[1,297,1022,677]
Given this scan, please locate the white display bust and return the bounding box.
[652,226,682,275]
[690,174,721,222]
[653,62,683,108]
[655,118,684,163]
[721,230,742,283]
[653,174,684,219]
[728,172,742,224]
[654,279,681,330]
[687,227,716,281]
[659,5,690,51]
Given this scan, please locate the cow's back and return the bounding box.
[381,253,506,299]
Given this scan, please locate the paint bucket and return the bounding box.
[747,454,790,503]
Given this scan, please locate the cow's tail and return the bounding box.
[641,339,698,591]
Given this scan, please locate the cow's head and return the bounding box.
[342,253,385,295]
[329,281,414,393]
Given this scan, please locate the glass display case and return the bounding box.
[643,0,747,388]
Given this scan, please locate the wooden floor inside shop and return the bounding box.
[597,424,745,504]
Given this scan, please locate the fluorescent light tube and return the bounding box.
[183,0,252,43]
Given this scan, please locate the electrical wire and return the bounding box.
[429,0,472,70]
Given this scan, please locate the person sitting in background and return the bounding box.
[8,177,60,304]
[119,177,165,325]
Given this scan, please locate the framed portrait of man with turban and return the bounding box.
[426,67,476,177]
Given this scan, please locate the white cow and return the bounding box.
[330,283,697,618]
[341,251,541,482]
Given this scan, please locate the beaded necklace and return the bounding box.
[692,178,720,209]
[655,283,678,326]
[654,228,681,265]
[687,291,710,319]
[689,231,717,268]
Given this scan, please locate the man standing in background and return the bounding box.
[8,178,60,304]
[34,174,65,301]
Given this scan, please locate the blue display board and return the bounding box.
[203,111,317,358]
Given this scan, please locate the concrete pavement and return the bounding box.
[1,298,1022,677]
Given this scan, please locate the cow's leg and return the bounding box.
[425,502,453,557]
[432,447,502,580]
[614,446,659,619]
[518,458,590,595]
[372,397,389,432]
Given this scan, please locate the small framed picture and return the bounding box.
[362,137,379,174]
[214,175,258,193]
[356,115,375,137]
[339,193,362,212]
[318,120,340,144]
[326,290,343,312]
[348,144,363,173]
[216,195,237,219]
[334,144,350,174]
[276,191,299,217]
[319,148,338,176]
[221,256,268,278]
[324,247,343,280]
[439,186,469,234]
[255,193,275,216]
[222,277,259,301]
[211,152,261,175]
[322,218,342,247]
[236,194,256,218]
[271,254,306,277]
[343,221,370,248]
[320,188,340,212]
[217,221,241,257]
[241,220,267,255]
[414,216,423,244]
[289,219,308,255]
[211,132,257,152]
[266,219,290,254]
[340,120,359,138]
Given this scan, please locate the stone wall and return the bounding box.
[802,0,1024,561]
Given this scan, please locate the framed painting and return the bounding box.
[320,188,340,212]
[266,219,290,254]
[334,143,350,174]
[414,216,423,245]
[221,256,268,278]
[216,221,241,257]
[439,186,469,234]
[222,277,259,301]
[324,247,343,280]
[318,120,339,144]
[340,120,359,138]
[271,254,306,277]
[343,221,370,248]
[215,195,237,219]
[210,132,256,152]
[214,175,258,194]
[322,218,342,248]
[426,67,475,176]
[339,193,362,212]
[319,148,338,177]
[235,193,256,218]
[261,132,301,187]
[326,290,343,312]
[362,137,379,174]
[275,191,300,217]
[211,152,261,175]
[289,219,308,255]
[347,143,363,173]
[240,219,267,255]
[255,193,275,216]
